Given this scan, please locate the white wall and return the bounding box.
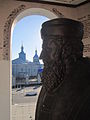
[0,61,11,120]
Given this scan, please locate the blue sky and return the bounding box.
[12,15,49,62]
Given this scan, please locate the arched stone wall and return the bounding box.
[3,5,65,61]
[1,2,71,120]
[1,0,77,61]
[3,5,26,60]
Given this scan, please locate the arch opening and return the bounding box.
[11,8,57,120]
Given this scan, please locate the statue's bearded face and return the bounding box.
[40,36,64,92]
[40,36,83,92]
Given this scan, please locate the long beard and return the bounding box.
[41,61,65,92]
[41,54,80,92]
[41,39,83,93]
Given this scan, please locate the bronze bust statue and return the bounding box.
[35,18,90,120]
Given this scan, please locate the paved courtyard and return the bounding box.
[12,85,42,120]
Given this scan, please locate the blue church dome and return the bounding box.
[33,50,39,63]
[33,50,39,58]
[19,44,26,62]
[34,54,38,58]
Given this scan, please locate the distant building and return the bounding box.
[12,45,43,86]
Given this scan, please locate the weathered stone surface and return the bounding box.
[35,18,90,120]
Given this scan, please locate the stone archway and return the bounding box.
[2,5,64,120]
[3,6,58,60]
[10,8,56,119]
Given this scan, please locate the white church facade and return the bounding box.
[12,45,43,86]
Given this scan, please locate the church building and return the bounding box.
[12,45,43,79]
